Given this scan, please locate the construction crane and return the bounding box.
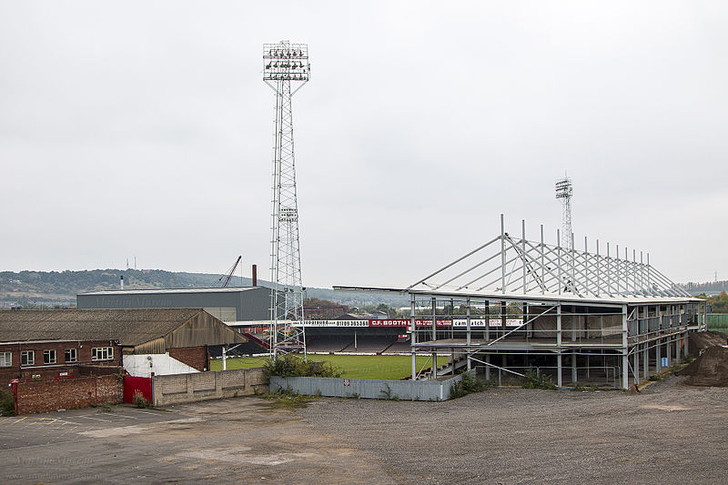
[218,256,242,287]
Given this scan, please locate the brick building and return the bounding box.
[0,308,248,385]
[0,339,121,384]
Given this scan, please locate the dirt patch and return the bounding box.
[688,330,727,357]
[680,346,728,386]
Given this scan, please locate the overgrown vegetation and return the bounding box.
[262,388,310,409]
[450,371,486,399]
[522,369,558,390]
[263,354,343,379]
[133,391,151,408]
[0,389,15,416]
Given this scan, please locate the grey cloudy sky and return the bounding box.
[1,1,726,289]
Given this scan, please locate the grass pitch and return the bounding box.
[210,354,450,380]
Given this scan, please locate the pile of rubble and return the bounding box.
[680,331,728,387]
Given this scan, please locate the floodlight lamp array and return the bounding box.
[263,42,310,82]
[555,178,572,199]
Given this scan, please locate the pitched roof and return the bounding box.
[0,308,235,347]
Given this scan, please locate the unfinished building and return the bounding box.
[339,217,706,389]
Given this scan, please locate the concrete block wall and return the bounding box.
[152,367,266,406]
[14,375,123,415]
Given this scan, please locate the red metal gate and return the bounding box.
[123,376,153,404]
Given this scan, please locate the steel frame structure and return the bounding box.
[338,215,706,389]
[403,216,704,388]
[264,41,310,357]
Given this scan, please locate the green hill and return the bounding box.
[0,269,407,309]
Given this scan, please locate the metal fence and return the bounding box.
[269,375,463,401]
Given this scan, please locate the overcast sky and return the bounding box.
[1,1,726,289]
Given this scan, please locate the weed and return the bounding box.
[351,392,360,399]
[263,389,310,410]
[450,371,486,399]
[96,404,114,413]
[133,391,151,408]
[522,369,558,390]
[0,389,15,416]
[379,384,400,400]
[314,389,322,398]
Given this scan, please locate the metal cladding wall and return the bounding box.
[270,375,463,401]
[77,287,271,321]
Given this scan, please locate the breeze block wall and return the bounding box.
[168,346,209,371]
[152,367,266,406]
[14,374,123,415]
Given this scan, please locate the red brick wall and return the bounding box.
[14,374,123,415]
[168,346,209,371]
[0,340,121,386]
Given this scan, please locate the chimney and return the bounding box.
[252,265,258,287]
[120,275,124,290]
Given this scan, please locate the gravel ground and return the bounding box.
[301,376,728,484]
[1,376,726,484]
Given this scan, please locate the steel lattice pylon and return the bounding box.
[555,176,573,251]
[263,41,310,357]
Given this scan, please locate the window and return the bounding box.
[92,347,114,361]
[65,348,77,363]
[0,352,11,367]
[43,350,57,364]
[21,351,34,366]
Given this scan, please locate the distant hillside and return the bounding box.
[0,269,407,309]
[0,269,248,308]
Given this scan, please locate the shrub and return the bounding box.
[263,354,343,379]
[522,369,558,390]
[450,371,485,399]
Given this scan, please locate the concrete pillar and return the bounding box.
[642,344,649,380]
[632,347,639,385]
[571,350,578,383]
[485,354,491,381]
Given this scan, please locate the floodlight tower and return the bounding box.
[263,40,310,357]
[555,176,574,251]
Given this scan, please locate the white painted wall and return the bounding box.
[124,353,200,378]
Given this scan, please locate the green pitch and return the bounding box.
[210,354,450,380]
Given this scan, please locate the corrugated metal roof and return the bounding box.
[0,308,246,347]
[79,287,262,296]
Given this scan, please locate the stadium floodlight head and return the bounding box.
[555,178,573,199]
[555,176,574,250]
[263,41,310,83]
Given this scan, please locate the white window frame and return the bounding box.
[65,348,78,363]
[43,349,57,365]
[91,347,114,362]
[21,351,34,366]
[0,352,11,367]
